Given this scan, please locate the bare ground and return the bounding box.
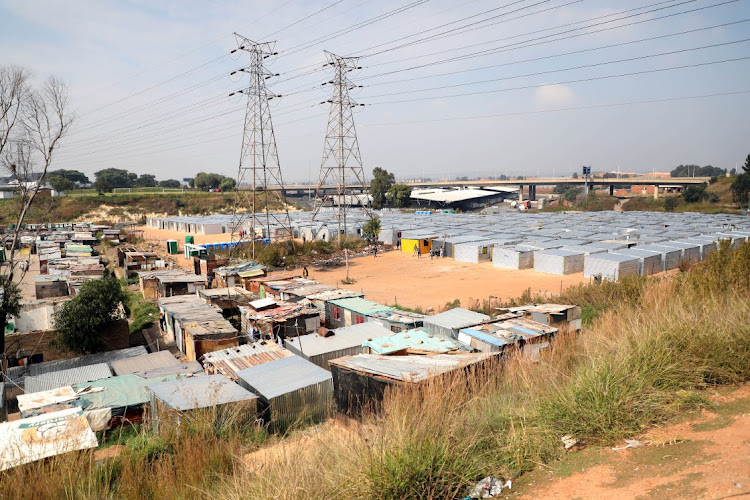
[506,385,750,500]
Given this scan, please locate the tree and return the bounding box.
[571,172,578,179]
[193,172,226,191]
[159,179,181,188]
[218,177,236,192]
[670,165,727,177]
[362,215,381,241]
[369,167,394,209]
[388,184,412,208]
[664,196,677,211]
[94,178,113,194]
[53,276,124,354]
[681,183,717,203]
[731,173,750,207]
[743,154,750,173]
[0,277,22,347]
[94,168,136,188]
[48,174,74,193]
[135,173,156,187]
[1,67,73,358]
[49,168,89,185]
[553,185,582,202]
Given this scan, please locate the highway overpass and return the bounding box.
[249,176,712,200]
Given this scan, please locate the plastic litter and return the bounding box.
[466,476,512,498]
[612,439,645,451]
[561,434,579,450]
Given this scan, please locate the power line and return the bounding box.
[360,18,750,86]
[366,55,750,105]
[359,0,580,59]
[362,0,734,71]
[77,52,231,118]
[362,38,750,99]
[358,89,750,127]
[280,0,431,57]
[262,0,346,39]
[351,0,550,56]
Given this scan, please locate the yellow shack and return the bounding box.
[400,231,440,255]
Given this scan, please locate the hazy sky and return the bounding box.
[2,0,749,183]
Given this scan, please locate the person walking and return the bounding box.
[302,266,309,278]
[373,245,378,258]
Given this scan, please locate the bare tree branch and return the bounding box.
[0,65,29,158]
[1,74,74,283]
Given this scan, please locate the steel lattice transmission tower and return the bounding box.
[312,51,371,244]
[230,33,292,258]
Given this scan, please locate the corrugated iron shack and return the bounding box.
[244,299,321,342]
[236,356,333,432]
[148,374,258,433]
[329,352,496,414]
[214,262,267,288]
[110,351,179,376]
[284,322,391,370]
[139,270,190,301]
[421,308,493,339]
[157,295,239,360]
[362,328,466,355]
[326,297,393,329]
[505,304,582,333]
[156,272,206,298]
[201,343,293,381]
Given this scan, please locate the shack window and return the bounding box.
[355,314,365,324]
[332,306,341,320]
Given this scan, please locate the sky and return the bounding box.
[1,0,749,183]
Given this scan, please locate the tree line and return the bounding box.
[44,167,239,193]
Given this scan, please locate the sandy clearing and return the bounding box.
[304,251,590,311]
[139,225,591,310]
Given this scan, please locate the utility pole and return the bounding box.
[229,33,292,259]
[312,51,371,246]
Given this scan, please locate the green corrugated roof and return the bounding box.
[363,328,463,354]
[74,373,199,409]
[328,297,393,316]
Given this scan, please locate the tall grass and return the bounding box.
[0,407,264,499]
[4,241,750,499]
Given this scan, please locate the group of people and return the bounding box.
[412,243,444,260]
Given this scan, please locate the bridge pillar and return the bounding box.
[609,185,614,196]
[653,185,659,200]
[529,185,536,201]
[518,185,524,202]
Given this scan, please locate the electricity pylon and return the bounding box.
[312,51,371,245]
[230,33,292,259]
